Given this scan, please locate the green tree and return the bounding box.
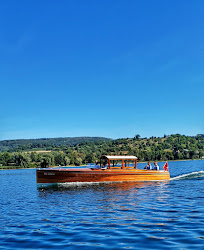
[74,157,82,166]
[134,134,141,140]
[40,153,54,168]
[54,152,66,166]
[13,153,30,167]
[0,152,12,166]
[30,152,38,162]
[64,156,70,165]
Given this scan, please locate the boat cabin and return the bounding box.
[100,155,137,169]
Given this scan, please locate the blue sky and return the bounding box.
[0,0,203,140]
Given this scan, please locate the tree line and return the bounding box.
[0,134,203,168]
[0,137,111,152]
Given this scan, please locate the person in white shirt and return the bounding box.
[153,161,159,170]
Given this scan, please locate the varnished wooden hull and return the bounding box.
[36,168,170,185]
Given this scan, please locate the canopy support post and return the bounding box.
[108,159,110,169]
[135,159,137,169]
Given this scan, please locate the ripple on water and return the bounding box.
[0,162,204,249]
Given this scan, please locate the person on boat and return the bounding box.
[101,164,107,169]
[144,162,152,170]
[153,161,159,170]
[94,161,100,169]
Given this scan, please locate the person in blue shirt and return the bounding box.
[144,162,152,170]
[94,161,100,169]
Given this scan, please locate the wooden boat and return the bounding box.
[36,155,170,186]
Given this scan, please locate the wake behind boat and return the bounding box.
[36,155,170,186]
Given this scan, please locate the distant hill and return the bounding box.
[0,137,111,152]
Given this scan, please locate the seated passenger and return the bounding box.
[144,162,152,170]
[94,161,100,169]
[153,161,159,170]
[101,162,108,169]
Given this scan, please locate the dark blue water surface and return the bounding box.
[0,160,204,249]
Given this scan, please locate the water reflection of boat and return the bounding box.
[36,155,170,186]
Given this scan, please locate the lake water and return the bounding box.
[0,160,204,249]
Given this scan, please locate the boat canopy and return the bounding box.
[100,155,138,169]
[101,155,137,160]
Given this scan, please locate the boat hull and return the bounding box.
[36,168,170,185]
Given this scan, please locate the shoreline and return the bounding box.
[0,159,202,170]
